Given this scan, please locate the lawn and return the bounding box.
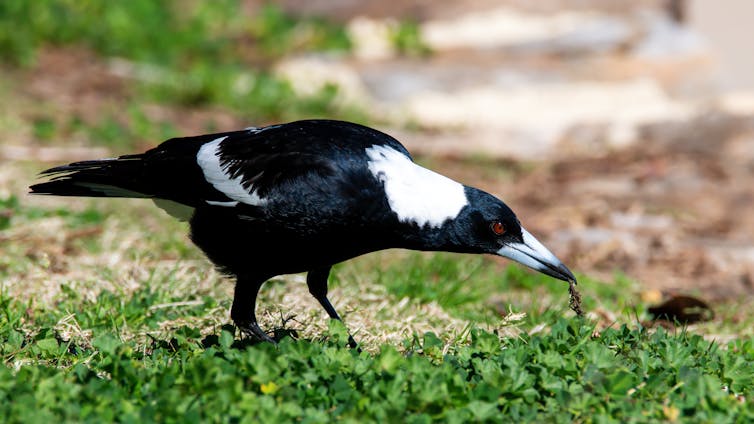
[1,1,753,422]
[2,202,753,422]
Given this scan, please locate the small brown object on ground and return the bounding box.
[568,279,584,317]
[648,295,714,324]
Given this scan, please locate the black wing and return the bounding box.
[31,120,410,211]
[215,120,409,199]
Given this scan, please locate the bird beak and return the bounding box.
[496,227,575,282]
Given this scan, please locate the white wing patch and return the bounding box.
[196,137,267,206]
[366,145,468,228]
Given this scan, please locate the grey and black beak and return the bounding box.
[497,228,576,282]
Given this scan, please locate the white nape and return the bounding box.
[196,137,267,206]
[366,145,468,228]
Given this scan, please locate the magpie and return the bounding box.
[30,119,576,346]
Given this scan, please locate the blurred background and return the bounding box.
[1,0,753,316]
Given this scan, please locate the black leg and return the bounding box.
[231,275,275,344]
[307,266,358,348]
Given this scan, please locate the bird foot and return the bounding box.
[346,334,359,351]
[236,320,276,344]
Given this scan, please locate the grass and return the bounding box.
[0,1,351,66]
[389,20,432,57]
[2,172,754,421]
[2,295,753,422]
[0,0,362,123]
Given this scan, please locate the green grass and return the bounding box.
[0,1,350,66]
[2,191,753,421]
[2,295,753,422]
[389,20,432,57]
[0,0,363,123]
[0,194,105,232]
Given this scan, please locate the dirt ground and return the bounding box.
[433,112,754,301]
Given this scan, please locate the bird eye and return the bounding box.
[490,221,505,235]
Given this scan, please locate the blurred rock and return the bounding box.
[553,227,639,248]
[610,212,673,231]
[688,0,754,92]
[399,78,694,155]
[274,56,370,105]
[632,10,708,59]
[569,178,638,197]
[719,92,754,116]
[503,15,635,56]
[269,1,734,160]
[347,17,396,60]
[421,8,629,52]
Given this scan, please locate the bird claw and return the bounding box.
[346,334,360,351]
[237,321,277,344]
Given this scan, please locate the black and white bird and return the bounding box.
[30,119,575,346]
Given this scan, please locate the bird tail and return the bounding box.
[29,154,152,198]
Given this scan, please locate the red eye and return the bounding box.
[491,221,505,235]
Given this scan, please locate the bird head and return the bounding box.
[436,187,576,283]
